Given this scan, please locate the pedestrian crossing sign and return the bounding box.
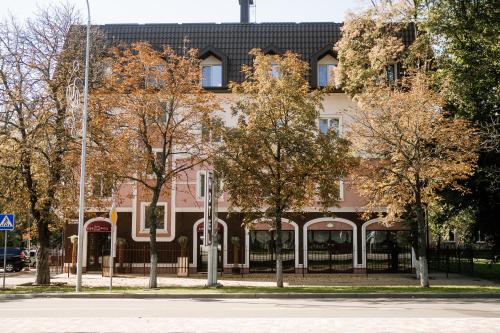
[0,214,15,231]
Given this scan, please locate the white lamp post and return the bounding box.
[75,0,91,293]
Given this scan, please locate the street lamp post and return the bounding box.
[75,0,91,293]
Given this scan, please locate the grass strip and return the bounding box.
[1,285,500,295]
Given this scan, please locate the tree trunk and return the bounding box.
[148,190,161,289]
[36,221,51,285]
[275,208,283,288]
[415,189,429,288]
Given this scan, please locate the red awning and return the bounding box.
[86,220,111,232]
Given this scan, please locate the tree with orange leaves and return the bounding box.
[90,42,219,288]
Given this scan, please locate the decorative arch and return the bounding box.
[244,218,300,269]
[361,218,413,268]
[192,218,228,269]
[82,217,117,269]
[303,217,358,268]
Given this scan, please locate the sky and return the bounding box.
[1,0,369,24]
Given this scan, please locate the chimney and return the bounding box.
[239,0,254,23]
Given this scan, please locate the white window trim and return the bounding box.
[318,63,336,87]
[91,175,114,199]
[201,64,223,88]
[271,63,280,78]
[196,170,224,201]
[318,115,343,136]
[140,201,168,232]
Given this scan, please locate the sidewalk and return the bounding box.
[3,270,497,288]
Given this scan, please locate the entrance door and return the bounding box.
[249,230,295,273]
[307,230,353,273]
[197,230,223,273]
[86,232,110,271]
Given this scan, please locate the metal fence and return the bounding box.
[428,247,473,276]
[100,243,190,276]
[307,247,353,273]
[249,249,295,273]
[366,245,413,273]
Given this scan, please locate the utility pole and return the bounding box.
[75,0,91,293]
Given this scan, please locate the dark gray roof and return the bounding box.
[99,23,415,87]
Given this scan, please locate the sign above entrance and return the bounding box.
[86,220,111,232]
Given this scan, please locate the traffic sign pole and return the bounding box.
[3,230,7,289]
[109,223,114,292]
[109,204,118,292]
[0,214,15,289]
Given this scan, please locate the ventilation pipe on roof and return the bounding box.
[239,0,254,23]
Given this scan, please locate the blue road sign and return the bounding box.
[0,214,15,231]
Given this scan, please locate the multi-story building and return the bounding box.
[64,0,416,275]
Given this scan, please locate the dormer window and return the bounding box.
[201,55,222,88]
[318,64,336,87]
[317,54,337,87]
[202,64,222,87]
[271,63,280,78]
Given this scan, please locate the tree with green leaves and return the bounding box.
[428,0,500,245]
[215,50,357,287]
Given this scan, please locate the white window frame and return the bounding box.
[201,64,223,88]
[196,170,224,201]
[318,116,342,135]
[140,202,168,232]
[201,118,224,145]
[318,63,336,87]
[271,63,280,78]
[91,174,114,199]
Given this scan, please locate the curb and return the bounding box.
[1,292,500,300]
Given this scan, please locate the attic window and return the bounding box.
[201,55,222,88]
[317,54,337,87]
[271,63,280,78]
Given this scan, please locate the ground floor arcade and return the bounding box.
[63,212,416,274]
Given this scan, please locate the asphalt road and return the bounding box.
[1,297,500,332]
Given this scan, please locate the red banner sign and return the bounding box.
[86,220,111,232]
